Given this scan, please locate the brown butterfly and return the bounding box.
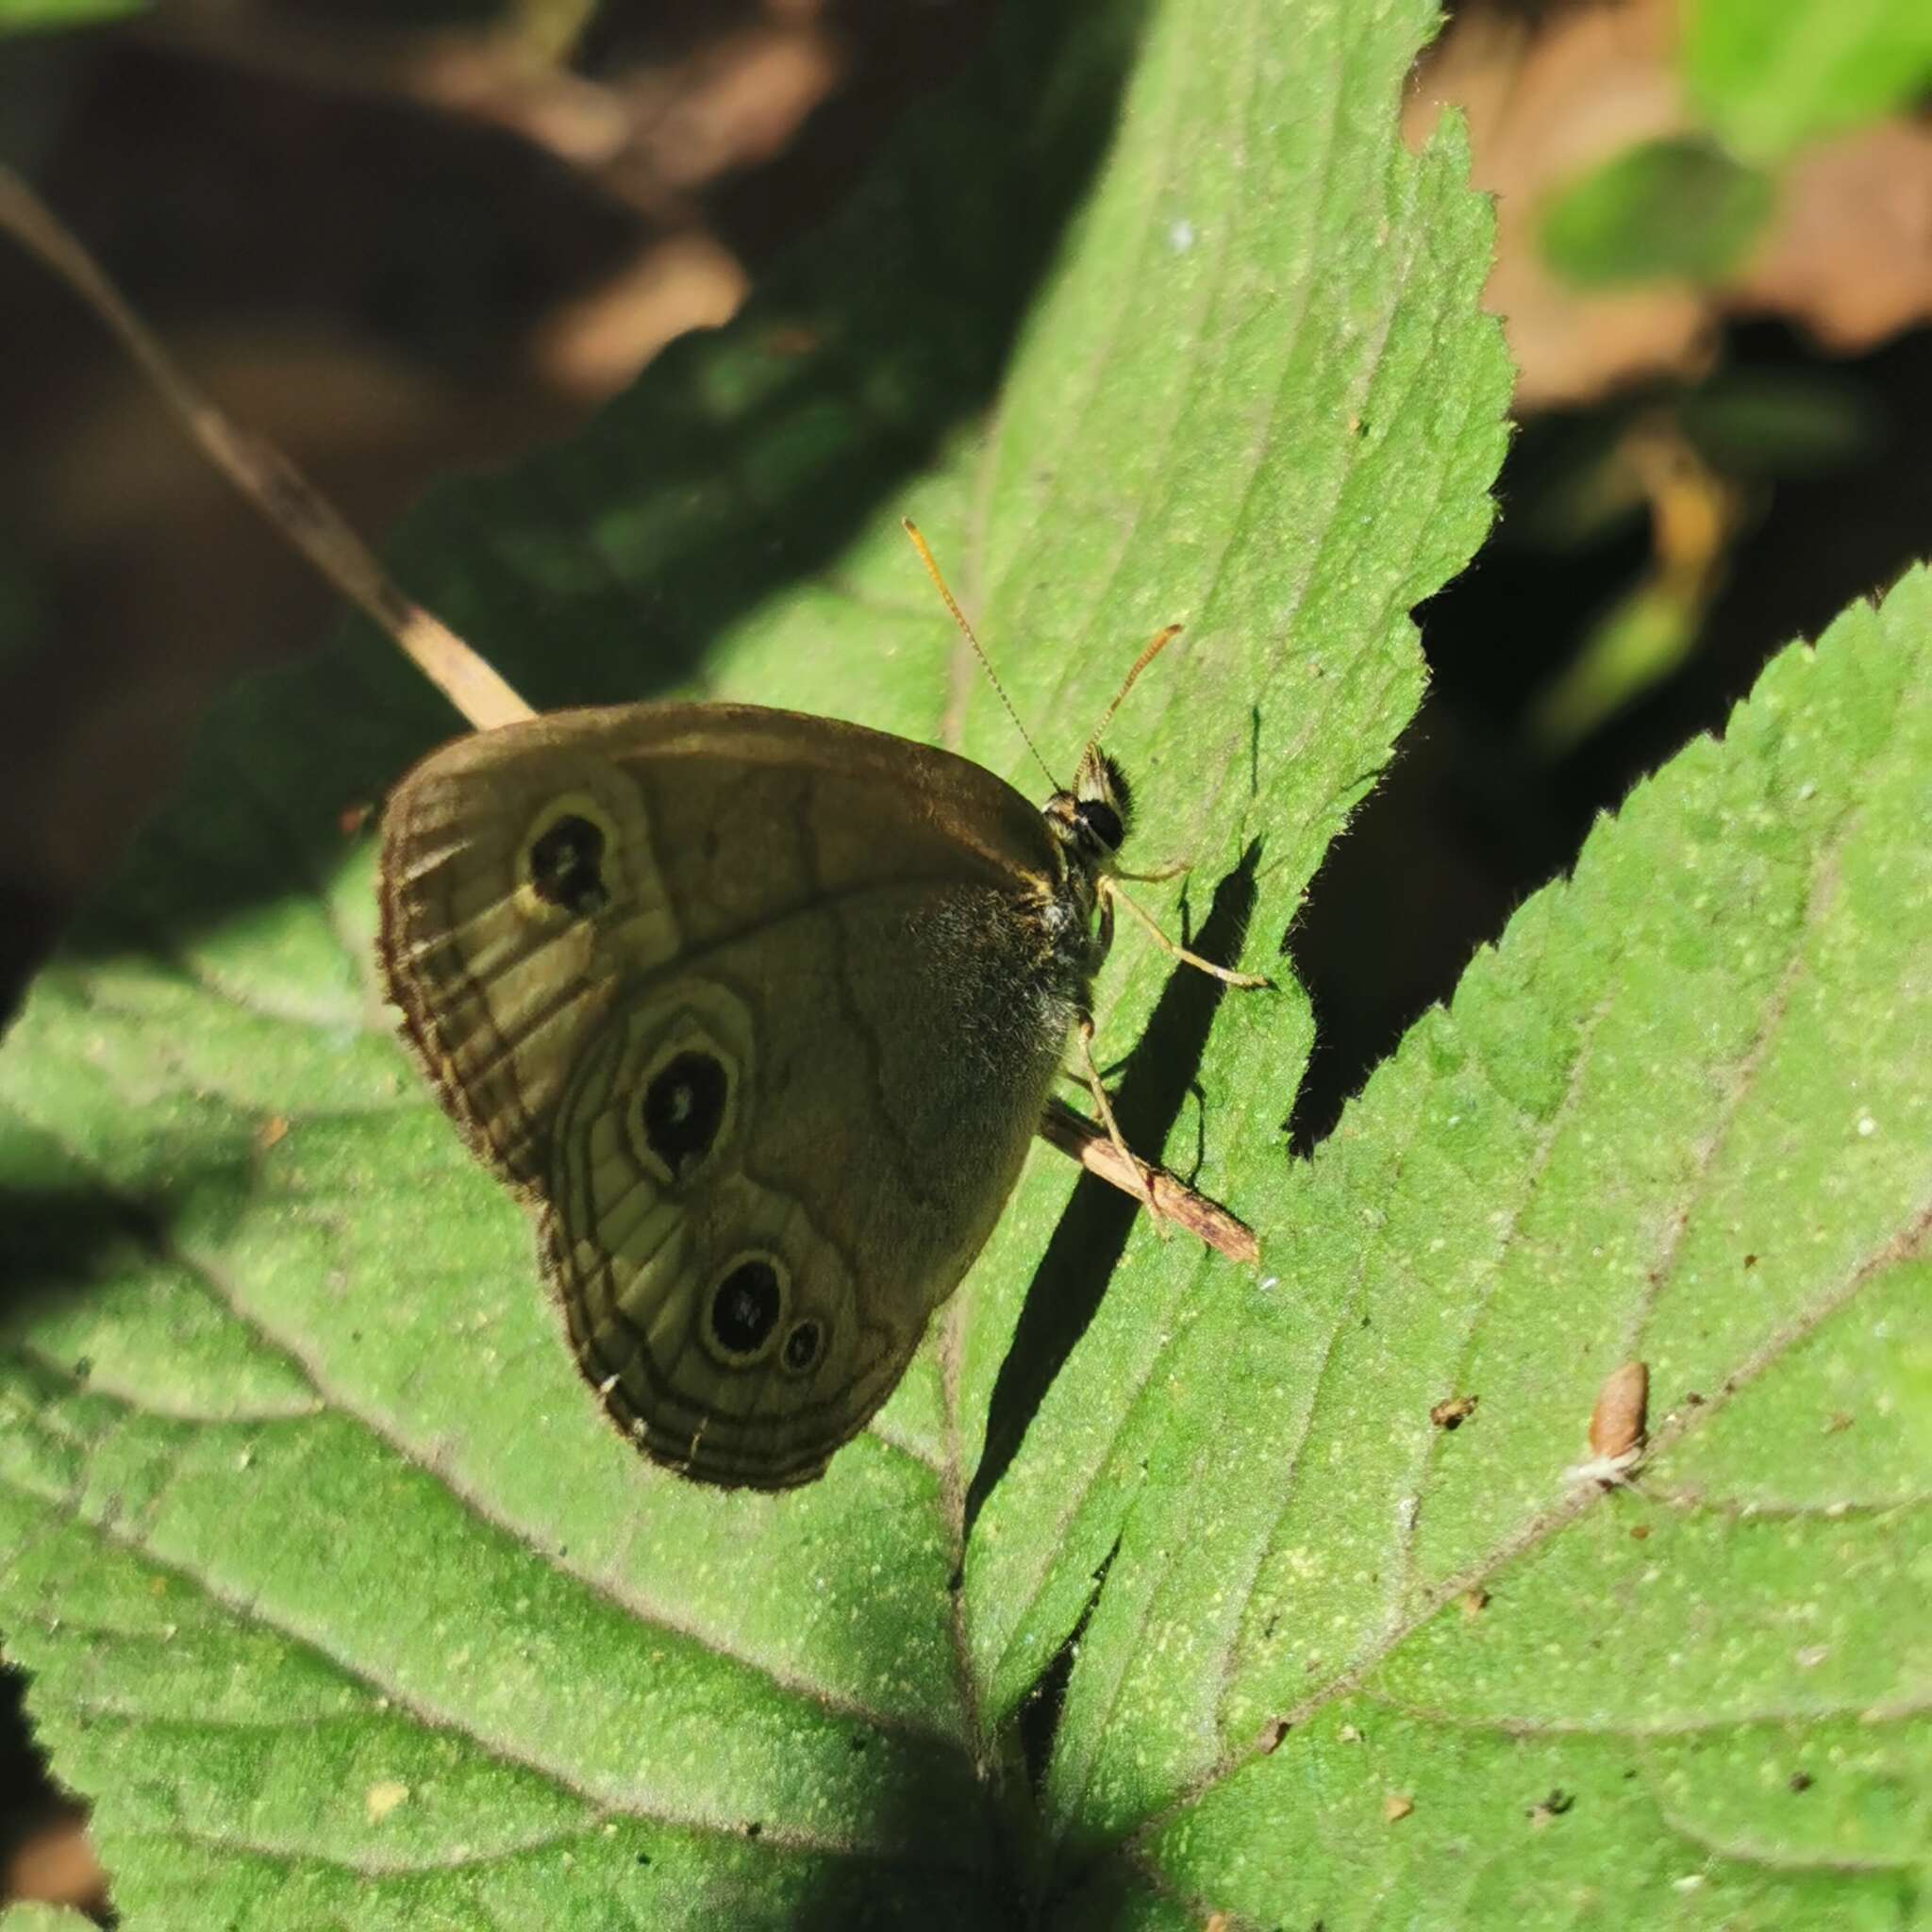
[378,530,1262,1488]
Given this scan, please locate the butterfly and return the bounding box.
[0,166,1259,1491]
[378,526,1262,1489]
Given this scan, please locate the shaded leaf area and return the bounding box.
[0,0,1512,1923]
[42,0,1155,970]
[1047,571,1932,1925]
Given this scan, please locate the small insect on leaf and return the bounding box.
[1430,1393,1478,1429]
[1590,1360,1649,1460]
[1566,1359,1649,1488]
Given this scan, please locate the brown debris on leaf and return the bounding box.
[1589,1360,1650,1465]
[1566,1359,1650,1488]
[1526,1788,1575,1827]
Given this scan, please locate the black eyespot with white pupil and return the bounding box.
[641,1051,727,1179]
[708,1259,781,1358]
[783,1321,823,1374]
[1077,798,1125,852]
[527,813,609,915]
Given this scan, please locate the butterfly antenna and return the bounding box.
[902,519,1058,791]
[0,163,533,734]
[1085,622,1182,753]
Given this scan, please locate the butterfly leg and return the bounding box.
[1074,1014,1170,1237]
[1113,858,1191,884]
[1036,1098,1258,1262]
[1102,878,1273,988]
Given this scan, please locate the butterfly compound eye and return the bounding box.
[705,1256,785,1364]
[1077,798,1124,852]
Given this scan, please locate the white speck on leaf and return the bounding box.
[365,1780,409,1824]
[1168,218,1196,252]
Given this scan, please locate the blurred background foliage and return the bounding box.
[0,0,1927,1915]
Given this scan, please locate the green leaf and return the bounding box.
[0,1908,101,1932]
[1042,568,1932,1924]
[1,0,1515,1923]
[1686,0,1932,161]
[0,0,143,35]
[1524,576,1705,753]
[1539,136,1777,291]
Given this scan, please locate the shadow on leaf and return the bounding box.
[50,0,1158,972]
[965,840,1262,1538]
[0,1180,167,1323]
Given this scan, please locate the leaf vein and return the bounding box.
[0,1069,958,1752]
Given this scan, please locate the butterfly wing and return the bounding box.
[379,704,1077,1487]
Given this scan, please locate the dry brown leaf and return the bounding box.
[1407,0,1932,409]
[1735,119,1932,350]
[4,1808,108,1912]
[534,232,750,399]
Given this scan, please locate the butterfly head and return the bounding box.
[1041,620,1174,885]
[1045,743,1133,878]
